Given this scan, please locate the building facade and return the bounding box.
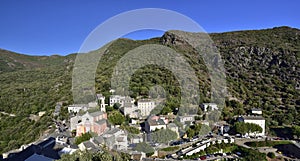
[68,104,88,113]
[70,111,108,136]
[240,116,265,136]
[137,99,156,116]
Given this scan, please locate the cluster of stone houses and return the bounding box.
[77,127,128,152]
[66,92,266,158]
[68,94,106,114]
[68,94,130,152]
[110,95,157,118]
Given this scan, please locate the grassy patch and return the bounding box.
[161,146,180,152]
[245,140,292,147]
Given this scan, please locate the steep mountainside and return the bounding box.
[0,26,299,153]
[0,49,75,72]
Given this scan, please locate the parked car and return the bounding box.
[199,156,206,160]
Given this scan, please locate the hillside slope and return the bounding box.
[0,26,299,153]
[0,49,75,72]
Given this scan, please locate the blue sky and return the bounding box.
[0,0,299,56]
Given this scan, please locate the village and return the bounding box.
[2,90,300,161]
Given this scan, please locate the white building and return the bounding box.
[68,104,88,113]
[145,115,168,133]
[120,102,140,118]
[202,103,218,112]
[109,95,134,107]
[109,95,125,106]
[96,94,106,112]
[178,115,195,124]
[137,99,156,116]
[239,116,265,136]
[251,108,262,115]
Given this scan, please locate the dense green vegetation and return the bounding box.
[107,110,125,125]
[0,112,53,153]
[234,146,267,161]
[160,146,180,152]
[0,49,75,72]
[75,132,93,145]
[186,123,211,138]
[267,152,276,158]
[0,26,299,154]
[150,128,178,144]
[233,122,263,135]
[245,140,292,147]
[120,124,140,134]
[292,125,300,139]
[58,149,131,161]
[212,27,300,126]
[133,142,154,156]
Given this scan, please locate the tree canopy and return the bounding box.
[150,128,178,143]
[234,122,262,135]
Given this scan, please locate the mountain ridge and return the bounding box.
[0,26,299,153]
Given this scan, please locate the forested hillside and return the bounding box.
[0,26,299,153]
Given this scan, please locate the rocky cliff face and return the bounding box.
[160,27,299,125]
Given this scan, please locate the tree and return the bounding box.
[75,132,92,145]
[151,128,178,143]
[199,124,211,135]
[292,125,300,139]
[234,122,262,135]
[267,152,275,158]
[134,142,154,156]
[113,103,121,109]
[248,122,263,134]
[160,106,172,115]
[106,106,114,112]
[108,111,125,125]
[186,123,211,138]
[186,128,196,138]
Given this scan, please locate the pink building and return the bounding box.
[73,111,108,136]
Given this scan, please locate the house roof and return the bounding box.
[68,104,88,107]
[138,99,154,103]
[110,95,125,99]
[81,141,96,149]
[178,115,195,119]
[116,137,125,142]
[25,153,53,161]
[89,111,105,117]
[167,123,178,128]
[251,108,262,111]
[241,115,265,120]
[69,144,79,149]
[148,118,166,126]
[95,119,107,125]
[93,136,104,145]
[105,128,122,135]
[5,138,60,161]
[202,103,217,106]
